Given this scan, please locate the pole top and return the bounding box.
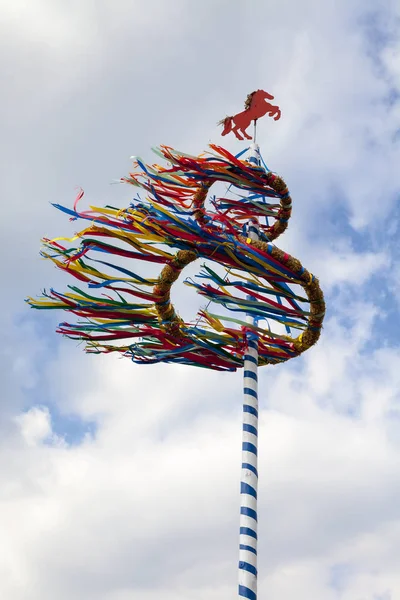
[247,143,261,167]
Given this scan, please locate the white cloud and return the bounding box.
[15,405,65,447]
[16,405,52,444]
[0,0,94,49]
[1,307,400,599]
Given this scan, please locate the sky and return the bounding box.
[1,0,400,598]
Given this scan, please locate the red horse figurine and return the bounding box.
[219,90,281,140]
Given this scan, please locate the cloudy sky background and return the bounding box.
[1,0,400,598]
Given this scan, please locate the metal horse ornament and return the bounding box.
[219,89,281,140]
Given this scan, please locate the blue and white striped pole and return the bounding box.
[238,143,261,600]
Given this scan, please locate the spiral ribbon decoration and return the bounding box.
[27,144,325,371]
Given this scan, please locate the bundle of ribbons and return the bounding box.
[27,145,325,371]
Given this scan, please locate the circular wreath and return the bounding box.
[27,145,325,371]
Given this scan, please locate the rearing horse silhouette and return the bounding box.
[219,90,281,140]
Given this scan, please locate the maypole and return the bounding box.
[239,143,261,600]
[26,89,325,597]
